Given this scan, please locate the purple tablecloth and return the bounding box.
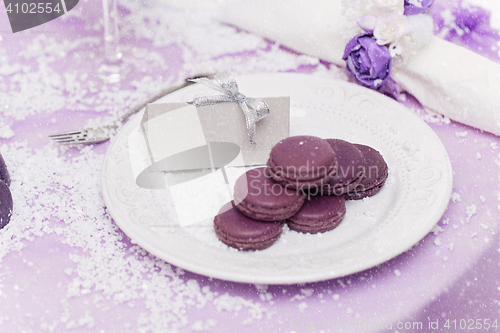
[0,1,499,332]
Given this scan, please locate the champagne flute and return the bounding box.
[98,0,133,83]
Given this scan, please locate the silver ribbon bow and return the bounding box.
[190,71,270,145]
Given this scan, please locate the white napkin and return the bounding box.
[218,0,500,136]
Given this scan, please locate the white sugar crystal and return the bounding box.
[455,131,468,137]
[394,269,401,277]
[431,225,444,235]
[471,232,478,238]
[419,110,450,125]
[290,295,306,302]
[481,224,489,230]
[254,284,268,293]
[490,142,498,150]
[443,256,448,262]
[0,124,14,139]
[346,307,353,314]
[301,289,314,297]
[466,204,477,222]
[191,319,217,331]
[476,152,482,159]
[298,302,308,312]
[447,243,454,251]
[451,193,461,202]
[434,238,441,246]
[332,294,340,300]
[453,224,459,229]
[480,196,486,203]
[442,218,449,225]
[213,293,267,324]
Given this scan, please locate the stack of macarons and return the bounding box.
[0,154,13,230]
[214,135,388,251]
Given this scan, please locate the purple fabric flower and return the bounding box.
[342,33,392,89]
[404,0,435,16]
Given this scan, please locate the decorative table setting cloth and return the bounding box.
[0,0,499,332]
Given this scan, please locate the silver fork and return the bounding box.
[49,72,212,145]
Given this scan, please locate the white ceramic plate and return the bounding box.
[101,73,453,284]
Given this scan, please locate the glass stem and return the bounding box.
[102,0,121,64]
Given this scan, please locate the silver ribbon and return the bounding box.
[190,71,270,145]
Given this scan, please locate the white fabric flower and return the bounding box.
[402,14,434,50]
[368,0,404,16]
[389,43,403,57]
[356,15,377,32]
[341,0,371,20]
[396,14,434,62]
[373,12,408,45]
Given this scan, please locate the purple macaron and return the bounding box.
[267,136,338,191]
[345,144,388,200]
[322,139,365,196]
[214,201,285,251]
[234,167,305,221]
[287,195,346,234]
[0,181,13,229]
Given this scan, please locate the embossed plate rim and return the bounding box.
[101,73,453,284]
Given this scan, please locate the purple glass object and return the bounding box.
[342,33,392,89]
[404,0,435,16]
[0,181,12,229]
[0,154,10,187]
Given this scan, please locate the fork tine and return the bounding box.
[53,139,82,144]
[52,135,83,141]
[56,137,91,143]
[52,135,89,142]
[48,130,83,138]
[60,138,109,145]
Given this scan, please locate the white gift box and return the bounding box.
[127,97,289,226]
